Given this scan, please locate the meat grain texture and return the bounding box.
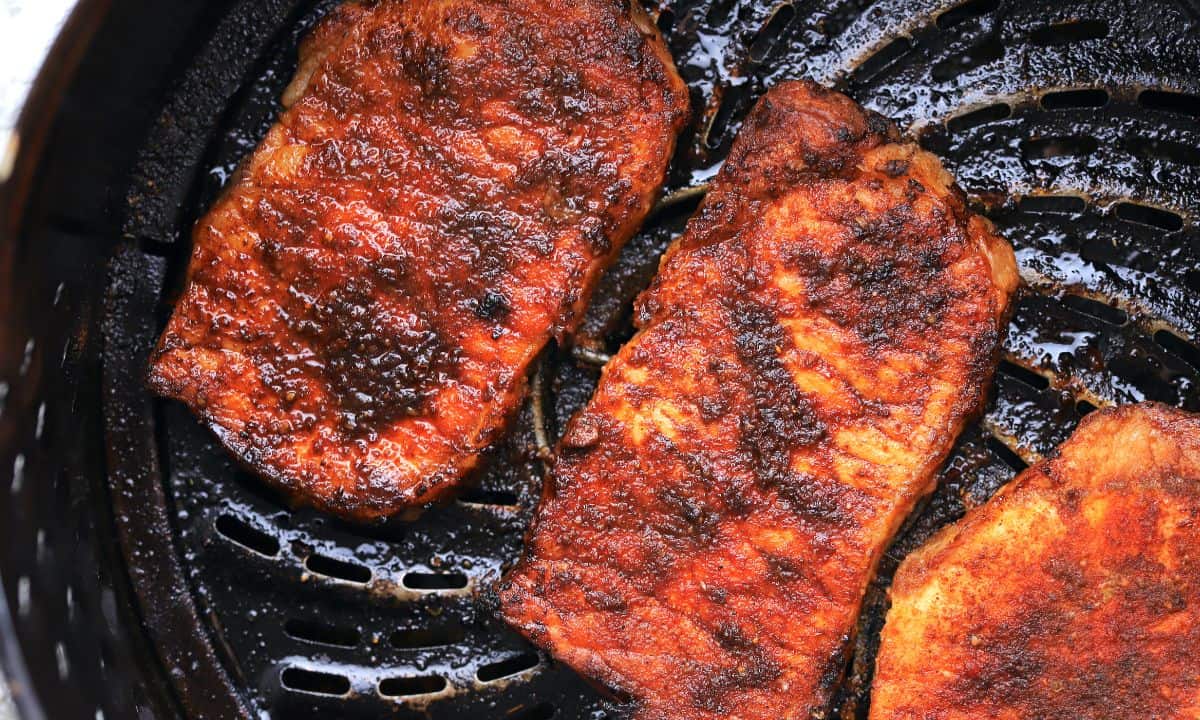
[148,0,689,521]
[871,402,1200,720]
[500,81,1019,720]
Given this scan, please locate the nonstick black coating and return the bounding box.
[4,0,1200,718]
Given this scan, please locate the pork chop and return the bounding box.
[499,81,1019,720]
[148,0,689,521]
[871,402,1200,720]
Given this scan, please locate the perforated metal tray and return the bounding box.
[26,0,1200,718]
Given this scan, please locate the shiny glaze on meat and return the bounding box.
[148,0,689,521]
[498,81,1019,720]
[871,402,1200,720]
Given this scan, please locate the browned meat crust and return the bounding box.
[498,81,1019,720]
[147,0,689,521]
[871,402,1200,720]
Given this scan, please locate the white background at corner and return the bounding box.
[0,680,14,720]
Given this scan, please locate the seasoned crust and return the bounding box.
[148,0,689,521]
[499,81,1018,720]
[871,402,1200,720]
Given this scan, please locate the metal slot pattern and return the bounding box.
[102,0,1200,717]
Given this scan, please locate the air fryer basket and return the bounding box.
[2,0,1198,717]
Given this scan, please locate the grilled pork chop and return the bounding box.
[498,81,1019,720]
[148,0,689,521]
[871,402,1200,720]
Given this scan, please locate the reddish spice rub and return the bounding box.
[871,402,1200,720]
[148,0,689,521]
[498,81,1019,720]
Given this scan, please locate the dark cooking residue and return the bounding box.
[114,0,1200,717]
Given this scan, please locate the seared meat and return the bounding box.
[498,81,1019,720]
[871,403,1200,720]
[148,0,689,521]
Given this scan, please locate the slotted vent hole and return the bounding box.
[511,702,557,720]
[930,37,1004,82]
[747,3,795,62]
[138,236,175,259]
[391,622,467,648]
[706,0,738,25]
[477,652,541,682]
[1186,269,1200,294]
[1124,137,1200,166]
[947,102,1011,132]
[402,571,469,590]
[1108,351,1190,404]
[852,36,913,84]
[1080,235,1124,268]
[458,487,520,506]
[1017,194,1086,215]
[1062,294,1128,326]
[1155,330,1200,371]
[705,83,751,149]
[1138,89,1200,118]
[281,667,351,696]
[378,675,448,697]
[305,553,372,583]
[998,359,1050,390]
[985,435,1030,472]
[214,514,280,557]
[656,6,674,34]
[935,0,999,29]
[284,618,360,648]
[1020,135,1098,160]
[1040,88,1109,109]
[1029,19,1108,45]
[1112,201,1184,232]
